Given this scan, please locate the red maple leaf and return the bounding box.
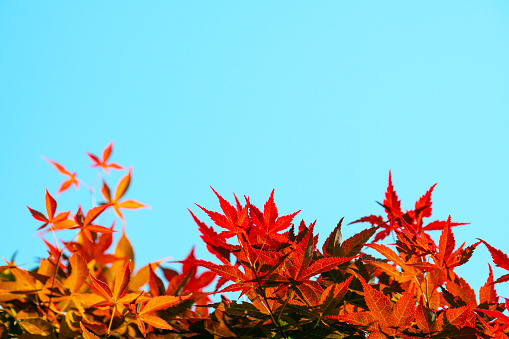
[27,189,74,231]
[87,142,124,174]
[330,277,417,338]
[70,205,116,242]
[350,172,469,242]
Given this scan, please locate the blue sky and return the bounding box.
[1,1,509,299]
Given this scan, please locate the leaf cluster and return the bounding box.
[1,147,509,339]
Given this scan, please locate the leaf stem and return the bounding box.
[45,249,63,320]
[108,306,116,335]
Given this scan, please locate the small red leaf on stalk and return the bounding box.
[27,190,72,231]
[87,142,124,174]
[73,205,115,242]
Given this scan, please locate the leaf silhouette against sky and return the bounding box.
[27,189,74,231]
[101,167,148,219]
[43,157,79,194]
[87,142,124,174]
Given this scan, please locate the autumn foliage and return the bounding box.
[1,143,509,338]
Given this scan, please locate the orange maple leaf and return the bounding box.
[87,142,124,174]
[27,189,74,231]
[43,157,79,194]
[70,205,116,242]
[101,167,149,219]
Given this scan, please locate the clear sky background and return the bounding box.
[1,2,509,300]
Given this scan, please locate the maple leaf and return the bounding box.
[318,275,354,322]
[101,167,149,219]
[350,172,469,243]
[43,157,79,194]
[27,189,73,231]
[478,239,509,285]
[88,261,133,308]
[86,141,124,174]
[63,223,119,266]
[195,188,251,241]
[132,295,192,337]
[189,209,232,265]
[330,278,416,338]
[70,205,116,242]
[365,243,422,285]
[56,252,102,313]
[248,189,300,240]
[87,260,153,334]
[277,224,358,306]
[410,217,479,280]
[290,226,357,282]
